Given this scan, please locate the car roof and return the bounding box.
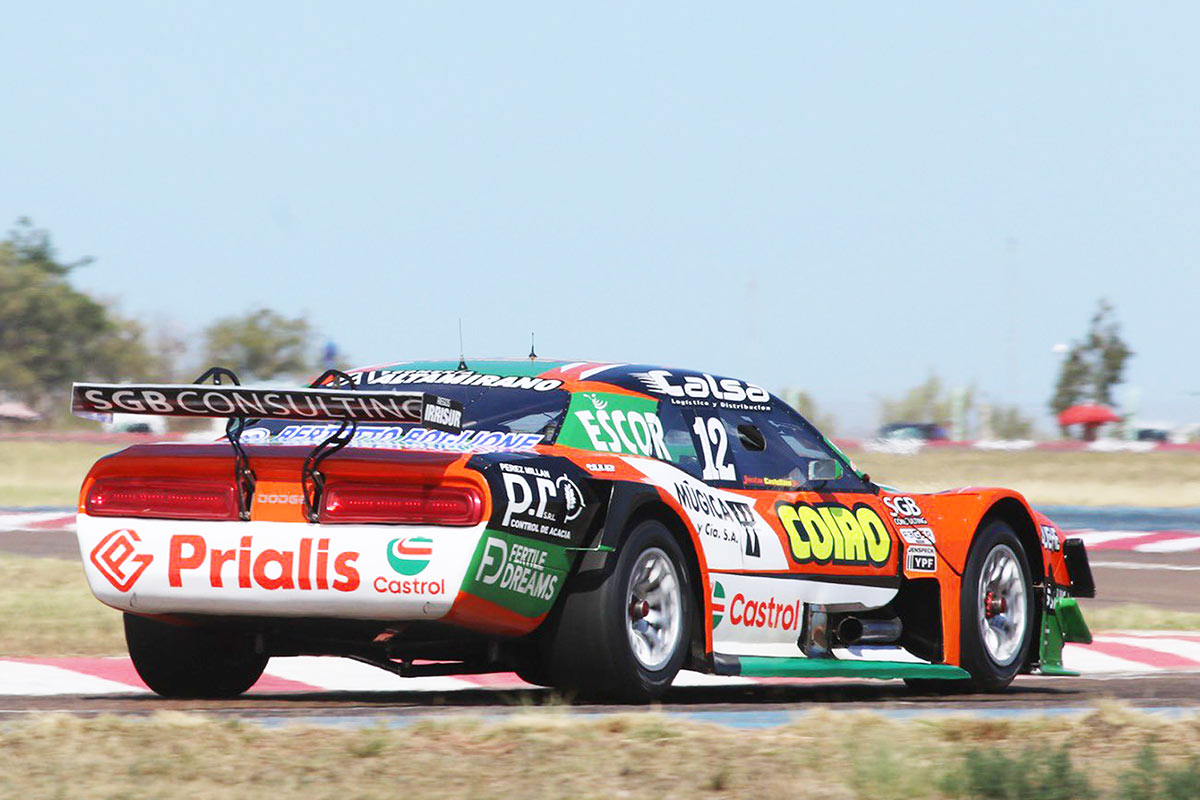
[349,359,772,401]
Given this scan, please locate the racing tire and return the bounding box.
[510,644,553,688]
[542,519,693,702]
[905,520,1034,694]
[124,614,268,699]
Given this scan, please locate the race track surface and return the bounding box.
[2,510,1198,722]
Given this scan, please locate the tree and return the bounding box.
[1050,299,1133,422]
[0,219,157,415]
[879,374,972,425]
[986,405,1034,440]
[200,308,318,381]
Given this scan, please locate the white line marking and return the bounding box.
[1090,561,1200,571]
[1137,538,1200,553]
[1101,636,1200,664]
[264,656,475,692]
[1061,645,1154,673]
[0,662,147,696]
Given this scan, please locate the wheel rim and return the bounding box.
[976,544,1028,666]
[625,547,683,672]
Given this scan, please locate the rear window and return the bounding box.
[242,377,569,453]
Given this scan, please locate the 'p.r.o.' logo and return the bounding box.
[90,529,153,592]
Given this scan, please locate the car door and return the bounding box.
[675,402,901,654]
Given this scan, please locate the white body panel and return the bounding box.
[627,458,790,571]
[710,572,898,658]
[76,514,483,619]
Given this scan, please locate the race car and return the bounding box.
[71,359,1095,701]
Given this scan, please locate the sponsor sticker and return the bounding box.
[420,394,464,434]
[712,584,803,632]
[463,532,571,617]
[556,392,670,460]
[882,496,930,526]
[630,369,771,410]
[905,545,938,573]
[257,424,543,453]
[897,526,936,546]
[674,481,761,558]
[387,537,433,576]
[167,534,361,592]
[775,502,893,567]
[353,369,563,392]
[712,581,726,627]
[90,529,154,592]
[1040,525,1062,552]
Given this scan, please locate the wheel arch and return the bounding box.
[572,481,709,664]
[975,496,1045,673]
[978,496,1044,581]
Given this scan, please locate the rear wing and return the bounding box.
[71,382,426,424]
[71,368,465,521]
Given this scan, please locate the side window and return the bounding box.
[654,401,703,478]
[688,406,869,493]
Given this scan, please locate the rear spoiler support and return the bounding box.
[300,370,359,523]
[192,367,257,521]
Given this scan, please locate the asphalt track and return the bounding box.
[2,520,1198,723]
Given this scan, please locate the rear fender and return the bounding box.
[573,480,711,656]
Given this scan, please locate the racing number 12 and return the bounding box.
[692,417,735,481]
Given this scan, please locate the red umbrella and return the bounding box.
[1058,403,1122,427]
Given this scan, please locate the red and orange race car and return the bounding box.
[72,359,1095,701]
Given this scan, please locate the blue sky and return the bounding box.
[3,3,1198,434]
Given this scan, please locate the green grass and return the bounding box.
[0,553,125,656]
[1081,602,1200,632]
[0,440,118,507]
[0,705,1195,799]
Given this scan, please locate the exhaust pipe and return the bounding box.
[836,616,902,645]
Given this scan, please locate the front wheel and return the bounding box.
[906,520,1034,694]
[542,519,693,702]
[125,613,268,698]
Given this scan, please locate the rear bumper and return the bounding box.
[76,514,485,620]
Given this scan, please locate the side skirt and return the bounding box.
[712,653,970,680]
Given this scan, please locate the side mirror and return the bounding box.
[807,459,843,482]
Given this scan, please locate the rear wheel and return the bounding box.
[542,519,692,702]
[125,613,268,698]
[906,520,1034,694]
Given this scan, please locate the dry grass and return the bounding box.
[845,447,1200,507]
[1080,602,1200,633]
[0,440,116,507]
[0,553,124,656]
[0,705,1195,799]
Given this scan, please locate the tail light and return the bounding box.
[320,484,484,526]
[85,478,239,520]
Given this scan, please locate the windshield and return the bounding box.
[241,383,570,454]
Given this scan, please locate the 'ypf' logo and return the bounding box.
[90,529,153,592]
